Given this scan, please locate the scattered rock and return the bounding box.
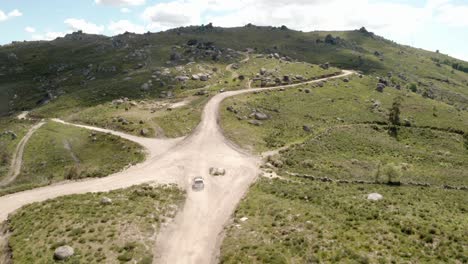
[343,78,349,82]
[54,246,74,260]
[240,217,248,222]
[303,125,312,132]
[367,193,383,201]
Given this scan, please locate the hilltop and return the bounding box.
[1,25,467,118]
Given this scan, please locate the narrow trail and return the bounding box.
[0,67,354,263]
[0,121,45,187]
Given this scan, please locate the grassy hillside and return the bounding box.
[7,184,184,263]
[221,75,468,152]
[221,178,467,263]
[0,121,145,196]
[1,25,466,118]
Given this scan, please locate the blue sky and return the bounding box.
[1,0,467,61]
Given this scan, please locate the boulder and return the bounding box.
[376,83,385,92]
[343,78,349,82]
[260,68,267,75]
[112,99,124,105]
[248,120,262,126]
[226,106,237,113]
[199,74,209,81]
[367,193,383,201]
[54,246,74,260]
[304,88,311,93]
[140,83,150,91]
[209,167,226,176]
[195,90,208,96]
[7,53,18,61]
[170,52,182,61]
[100,197,112,205]
[175,75,189,82]
[253,112,269,120]
[191,74,200,80]
[320,62,330,69]
[303,125,312,132]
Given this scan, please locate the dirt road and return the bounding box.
[0,121,45,187]
[0,70,353,263]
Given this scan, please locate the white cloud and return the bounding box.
[436,3,468,27]
[8,9,22,17]
[142,1,204,31]
[64,18,105,34]
[0,9,22,21]
[95,0,145,6]
[32,32,66,41]
[108,20,146,34]
[25,26,36,33]
[120,7,131,13]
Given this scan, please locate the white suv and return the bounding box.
[192,177,204,191]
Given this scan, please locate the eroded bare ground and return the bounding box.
[0,70,353,264]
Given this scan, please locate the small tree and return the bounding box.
[383,163,402,185]
[388,96,403,138]
[1,151,9,166]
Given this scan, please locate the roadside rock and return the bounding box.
[100,197,112,205]
[140,128,149,136]
[54,246,74,260]
[209,167,226,176]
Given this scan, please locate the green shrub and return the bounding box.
[408,83,418,93]
[382,163,402,184]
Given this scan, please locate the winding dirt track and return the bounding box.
[0,121,45,187]
[0,70,353,263]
